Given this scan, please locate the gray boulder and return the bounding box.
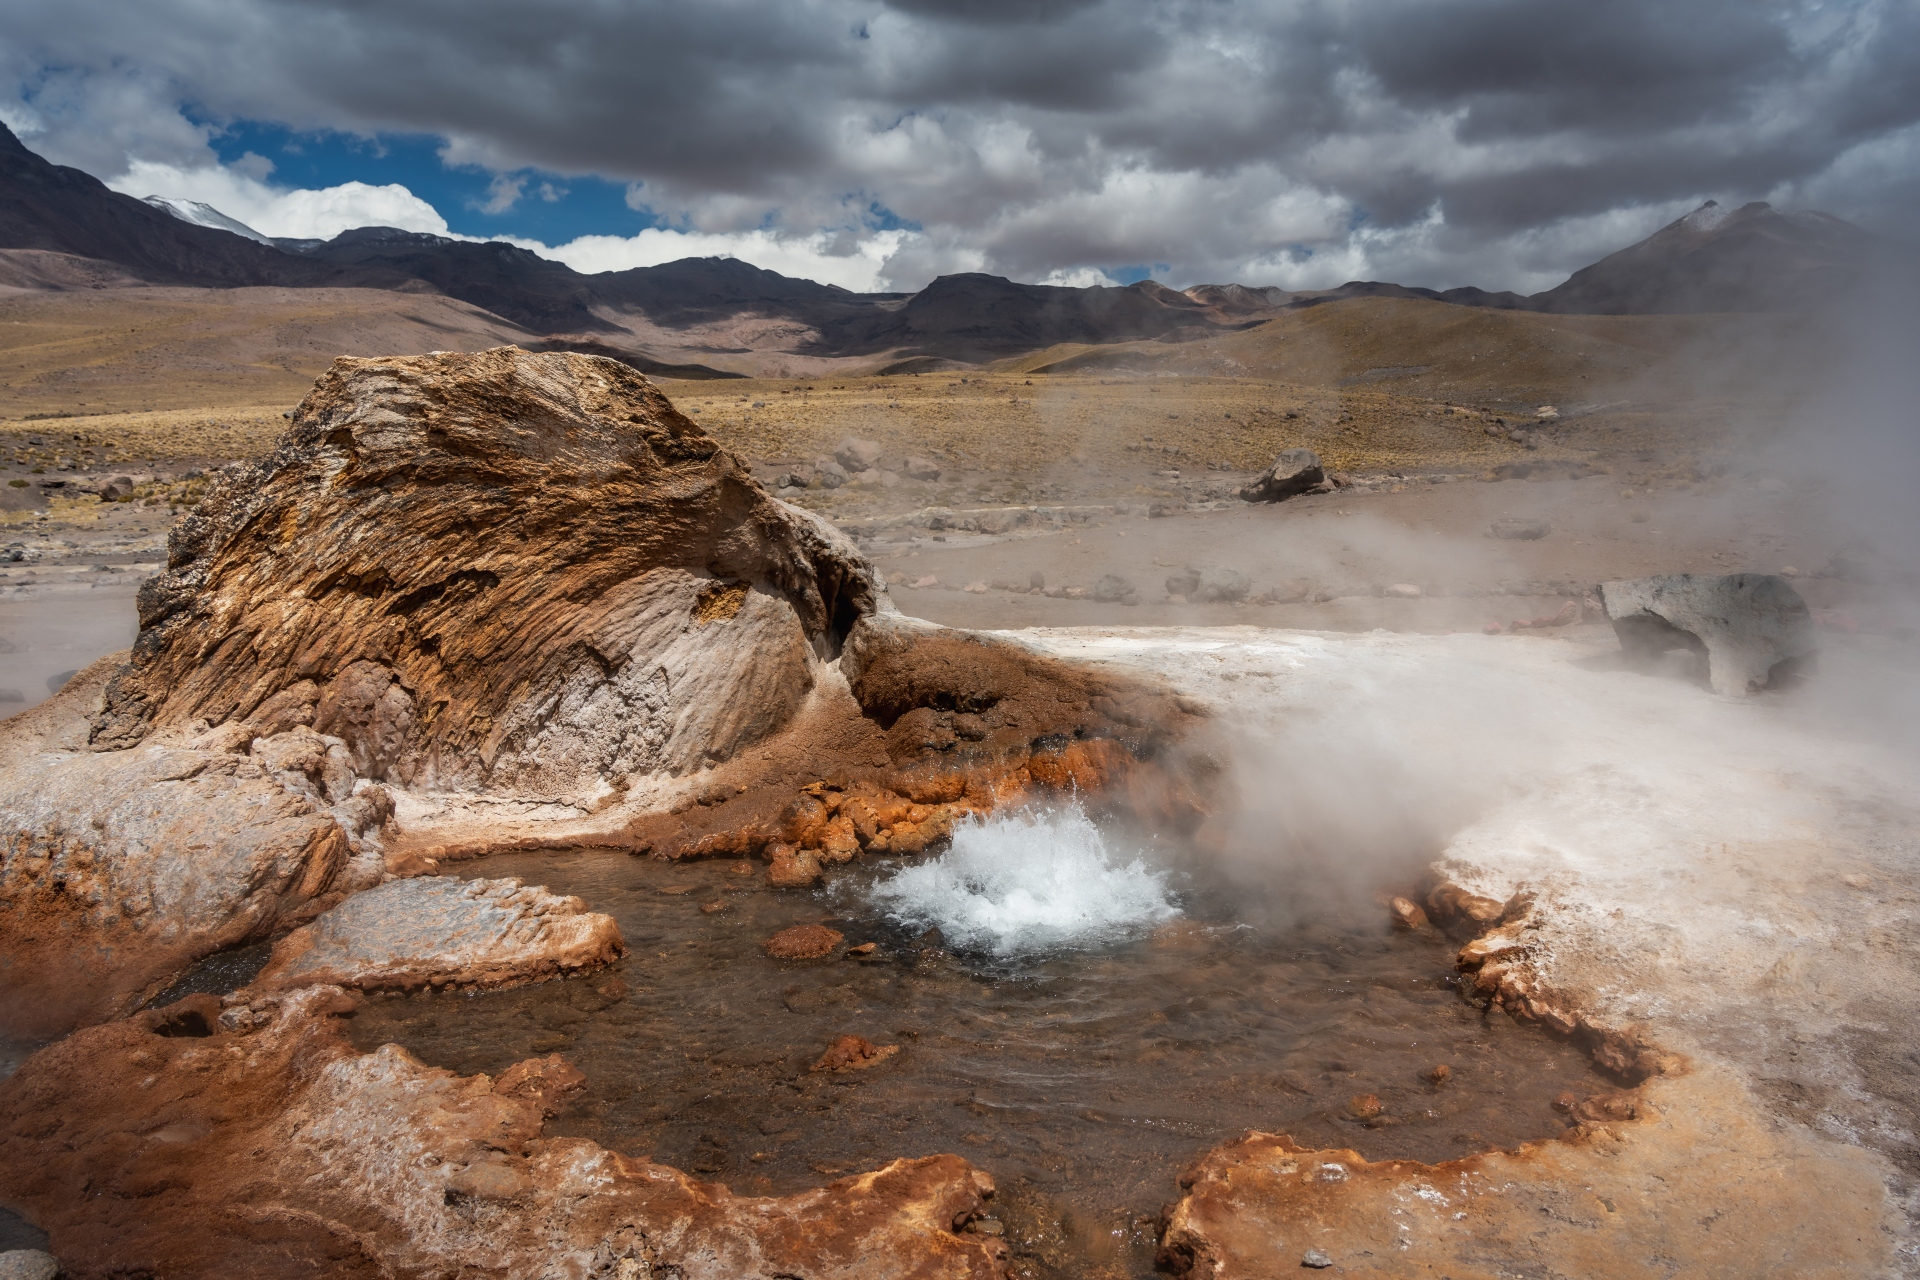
[0,1251,59,1280]
[833,437,884,472]
[1490,517,1551,540]
[902,455,942,481]
[1093,573,1136,603]
[1238,448,1324,502]
[1164,566,1201,598]
[1192,568,1252,603]
[1598,573,1816,696]
[811,458,850,488]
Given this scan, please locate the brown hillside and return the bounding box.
[1006,297,1830,407]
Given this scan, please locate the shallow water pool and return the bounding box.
[347,808,1611,1277]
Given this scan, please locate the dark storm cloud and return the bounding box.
[2,0,1916,290]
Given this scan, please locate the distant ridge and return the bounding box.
[0,122,1904,373]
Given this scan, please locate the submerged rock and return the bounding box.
[765,923,843,959]
[812,1034,900,1073]
[1598,573,1815,696]
[251,875,624,993]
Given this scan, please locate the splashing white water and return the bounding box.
[865,802,1180,955]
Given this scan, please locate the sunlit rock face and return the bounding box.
[1,348,883,1035]
[89,346,879,797]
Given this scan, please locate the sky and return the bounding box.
[2,0,1917,294]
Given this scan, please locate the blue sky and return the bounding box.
[206,120,663,244]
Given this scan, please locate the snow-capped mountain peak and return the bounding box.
[142,196,272,244]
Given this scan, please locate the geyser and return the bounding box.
[861,801,1180,954]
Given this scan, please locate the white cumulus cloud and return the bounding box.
[106,160,456,241]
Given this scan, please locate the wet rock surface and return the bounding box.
[250,874,624,994]
[1600,571,1815,695]
[0,986,1006,1280]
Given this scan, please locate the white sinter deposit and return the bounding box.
[1017,624,1920,1223]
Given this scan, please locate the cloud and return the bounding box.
[3,0,1916,291]
[106,160,455,240]
[512,227,913,293]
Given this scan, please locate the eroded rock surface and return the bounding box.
[0,987,1006,1280]
[0,659,358,1035]
[90,346,877,795]
[1158,1068,1890,1279]
[1599,572,1814,695]
[1237,447,1324,503]
[251,874,624,994]
[2,348,883,1033]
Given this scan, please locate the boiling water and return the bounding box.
[347,807,1612,1277]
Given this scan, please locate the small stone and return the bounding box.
[1489,517,1550,540]
[767,844,823,888]
[811,1033,900,1073]
[700,899,729,914]
[1302,1248,1335,1268]
[1388,896,1430,930]
[1346,1093,1383,1119]
[1429,1064,1452,1085]
[1553,1091,1579,1112]
[846,942,878,956]
[964,581,988,594]
[0,1250,61,1280]
[729,860,755,876]
[1385,582,1422,598]
[764,923,843,959]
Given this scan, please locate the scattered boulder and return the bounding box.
[1165,567,1201,598]
[250,875,625,994]
[1184,568,1251,604]
[1238,448,1324,503]
[1093,573,1136,603]
[812,458,850,487]
[765,923,843,960]
[1263,578,1312,605]
[903,455,942,481]
[1598,573,1816,696]
[812,1034,900,1073]
[1489,517,1551,540]
[833,437,884,472]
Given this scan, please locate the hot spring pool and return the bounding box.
[340,805,1611,1277]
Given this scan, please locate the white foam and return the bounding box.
[865,802,1180,955]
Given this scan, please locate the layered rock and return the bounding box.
[250,875,623,994]
[90,346,877,796]
[0,987,1007,1280]
[2,348,880,1032]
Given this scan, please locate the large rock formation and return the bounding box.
[1598,573,1814,696]
[1,347,879,1033]
[90,346,877,797]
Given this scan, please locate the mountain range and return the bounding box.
[0,121,1901,375]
